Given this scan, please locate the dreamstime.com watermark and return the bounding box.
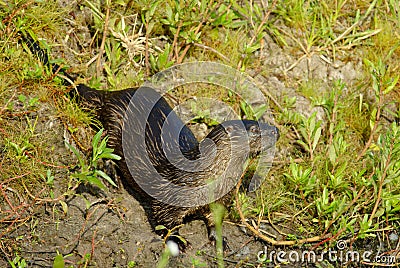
[257,240,397,265]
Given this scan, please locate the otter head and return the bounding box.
[204,120,279,157]
[241,120,279,156]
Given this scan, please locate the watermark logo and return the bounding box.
[121,62,277,207]
[257,240,397,265]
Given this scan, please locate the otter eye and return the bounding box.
[250,125,258,133]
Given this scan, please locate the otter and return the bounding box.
[22,33,279,248]
[75,84,279,247]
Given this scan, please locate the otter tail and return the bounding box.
[20,32,104,111]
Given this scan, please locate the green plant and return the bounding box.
[127,260,137,267]
[53,254,65,268]
[17,94,39,109]
[240,100,268,120]
[8,254,27,268]
[275,0,381,73]
[284,163,316,199]
[5,138,32,160]
[229,0,283,66]
[149,43,174,72]
[296,112,322,161]
[367,122,400,222]
[41,169,55,186]
[157,245,172,268]
[210,3,245,29]
[190,257,207,267]
[76,253,92,267]
[40,169,55,198]
[188,100,220,126]
[1,0,400,266]
[84,0,147,88]
[159,0,248,64]
[231,192,251,220]
[66,128,120,190]
[4,115,39,160]
[210,202,226,268]
[356,58,400,160]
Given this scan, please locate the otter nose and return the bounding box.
[259,123,280,141]
[272,126,280,140]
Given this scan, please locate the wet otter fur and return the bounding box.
[76,85,279,245]
[23,34,279,249]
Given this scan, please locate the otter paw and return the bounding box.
[208,231,230,251]
[166,233,191,253]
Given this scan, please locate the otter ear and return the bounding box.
[225,125,234,134]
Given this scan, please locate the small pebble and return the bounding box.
[389,232,398,241]
[166,240,180,257]
[235,245,250,257]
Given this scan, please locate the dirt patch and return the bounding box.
[2,1,399,268]
[2,178,280,267]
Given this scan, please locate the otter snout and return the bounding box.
[270,125,280,141]
[259,123,279,141]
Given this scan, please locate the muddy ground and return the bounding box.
[1,1,397,268]
[0,115,291,268]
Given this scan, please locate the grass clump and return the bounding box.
[0,0,400,267]
[239,64,399,249]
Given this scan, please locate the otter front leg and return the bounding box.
[152,202,191,251]
[163,229,191,253]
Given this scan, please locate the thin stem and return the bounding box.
[96,6,110,78]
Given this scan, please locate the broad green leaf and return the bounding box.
[155,225,167,231]
[297,140,309,151]
[328,144,336,164]
[149,0,161,18]
[383,75,399,94]
[254,104,267,120]
[92,128,104,152]
[98,152,121,161]
[86,175,106,190]
[59,200,68,215]
[65,141,85,168]
[312,126,322,151]
[95,170,117,187]
[53,254,65,268]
